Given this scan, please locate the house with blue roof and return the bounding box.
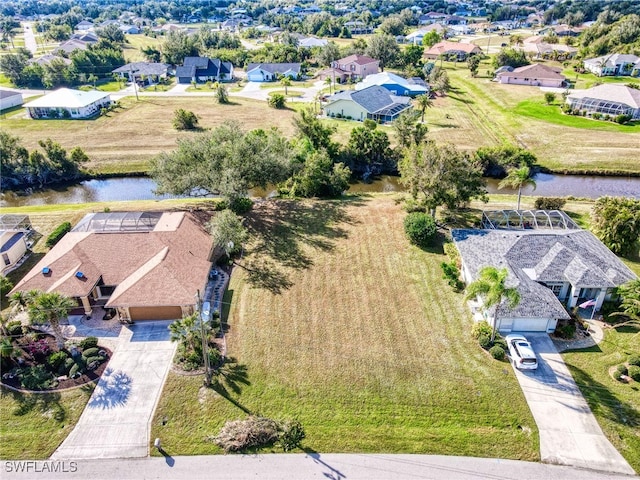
[324,85,412,123]
[355,72,429,97]
[176,57,233,84]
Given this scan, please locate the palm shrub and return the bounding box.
[268,93,286,109]
[628,365,640,382]
[173,109,199,130]
[404,212,437,248]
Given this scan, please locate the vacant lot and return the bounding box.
[151,195,539,458]
[1,98,299,174]
[427,64,640,174]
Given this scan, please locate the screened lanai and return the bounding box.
[0,214,32,231]
[567,96,636,118]
[72,212,163,232]
[481,210,580,230]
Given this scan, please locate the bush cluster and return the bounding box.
[628,354,640,367]
[403,212,437,248]
[472,321,507,360]
[534,197,566,210]
[489,345,506,360]
[79,336,98,349]
[211,416,305,453]
[46,222,72,248]
[441,261,464,291]
[628,365,640,382]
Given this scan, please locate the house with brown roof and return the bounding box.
[11,212,213,322]
[496,64,566,88]
[423,41,482,61]
[330,54,379,80]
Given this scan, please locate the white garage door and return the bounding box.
[512,318,549,332]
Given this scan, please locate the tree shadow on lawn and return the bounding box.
[2,388,68,422]
[210,357,253,414]
[566,355,639,429]
[241,198,363,293]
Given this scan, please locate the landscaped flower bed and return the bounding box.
[1,327,111,391]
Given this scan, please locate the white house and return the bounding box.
[1,231,29,274]
[355,72,429,97]
[495,64,566,88]
[583,54,640,77]
[566,84,640,120]
[452,211,637,333]
[246,63,301,82]
[0,89,23,110]
[24,88,112,119]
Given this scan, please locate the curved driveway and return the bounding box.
[511,334,635,475]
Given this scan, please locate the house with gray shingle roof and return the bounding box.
[452,220,637,333]
[176,57,233,84]
[324,85,412,123]
[566,84,640,120]
[583,53,640,77]
[246,63,301,82]
[112,62,171,84]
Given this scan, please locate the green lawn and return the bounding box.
[514,100,640,131]
[561,69,640,89]
[123,34,163,63]
[151,196,539,458]
[562,322,640,473]
[0,386,94,459]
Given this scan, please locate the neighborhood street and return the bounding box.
[510,334,635,475]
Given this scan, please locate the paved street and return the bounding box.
[2,454,636,480]
[51,322,176,460]
[510,334,635,475]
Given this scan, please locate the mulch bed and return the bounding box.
[0,333,112,392]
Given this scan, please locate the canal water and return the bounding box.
[1,174,639,208]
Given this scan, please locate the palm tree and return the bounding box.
[498,165,536,211]
[169,313,201,354]
[465,267,521,341]
[280,76,291,95]
[324,76,332,94]
[415,94,433,123]
[27,291,76,348]
[88,74,98,89]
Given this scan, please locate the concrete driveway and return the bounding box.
[510,333,635,475]
[51,322,176,460]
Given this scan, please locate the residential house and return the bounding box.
[453,210,637,333]
[324,85,412,123]
[74,20,94,31]
[315,67,350,84]
[405,24,447,45]
[495,64,566,87]
[355,72,429,97]
[30,54,72,67]
[120,25,142,34]
[55,38,91,55]
[70,32,99,43]
[175,57,233,84]
[24,88,112,119]
[246,63,301,82]
[298,37,328,48]
[538,24,582,37]
[566,84,640,120]
[330,54,380,80]
[0,89,23,110]
[0,215,32,275]
[10,212,213,322]
[112,62,171,84]
[583,54,640,77]
[343,21,373,34]
[522,38,578,60]
[424,41,482,61]
[420,12,447,25]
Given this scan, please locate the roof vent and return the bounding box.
[75,271,85,279]
[42,267,51,275]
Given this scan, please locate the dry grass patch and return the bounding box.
[152,196,538,458]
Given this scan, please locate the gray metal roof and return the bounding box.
[246,62,301,74]
[452,228,637,320]
[329,85,410,114]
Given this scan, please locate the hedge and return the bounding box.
[46,222,72,248]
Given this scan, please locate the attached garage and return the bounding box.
[503,317,557,333]
[129,306,183,321]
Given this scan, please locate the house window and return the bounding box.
[579,287,599,298]
[2,253,9,266]
[549,284,562,297]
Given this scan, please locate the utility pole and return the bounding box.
[196,290,211,386]
[130,64,139,101]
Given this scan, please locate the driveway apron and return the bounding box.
[511,333,635,475]
[51,322,176,460]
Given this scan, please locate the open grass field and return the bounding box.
[150,195,539,458]
[0,386,94,459]
[123,34,164,63]
[0,97,300,174]
[428,63,640,174]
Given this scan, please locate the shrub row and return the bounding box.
[46,222,72,248]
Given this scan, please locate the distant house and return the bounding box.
[120,25,142,35]
[24,88,112,119]
[495,64,566,88]
[453,211,637,334]
[246,63,301,82]
[0,89,23,110]
[74,20,94,31]
[324,85,412,123]
[55,38,92,55]
[522,38,578,60]
[315,67,350,84]
[566,84,640,120]
[298,37,328,48]
[423,41,482,61]
[10,211,213,322]
[583,54,640,77]
[405,25,447,44]
[343,21,373,34]
[355,72,429,97]
[70,32,99,43]
[175,57,233,84]
[112,62,171,84]
[330,54,380,80]
[29,54,72,67]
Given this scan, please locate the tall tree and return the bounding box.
[208,209,249,258]
[366,34,400,71]
[280,75,291,95]
[610,280,640,329]
[27,291,76,348]
[293,106,337,155]
[465,267,521,341]
[161,30,199,65]
[415,94,433,123]
[592,197,640,257]
[399,140,487,217]
[498,165,537,210]
[393,110,427,149]
[151,122,294,202]
[317,41,340,66]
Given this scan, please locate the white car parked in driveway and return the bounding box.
[506,334,538,370]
